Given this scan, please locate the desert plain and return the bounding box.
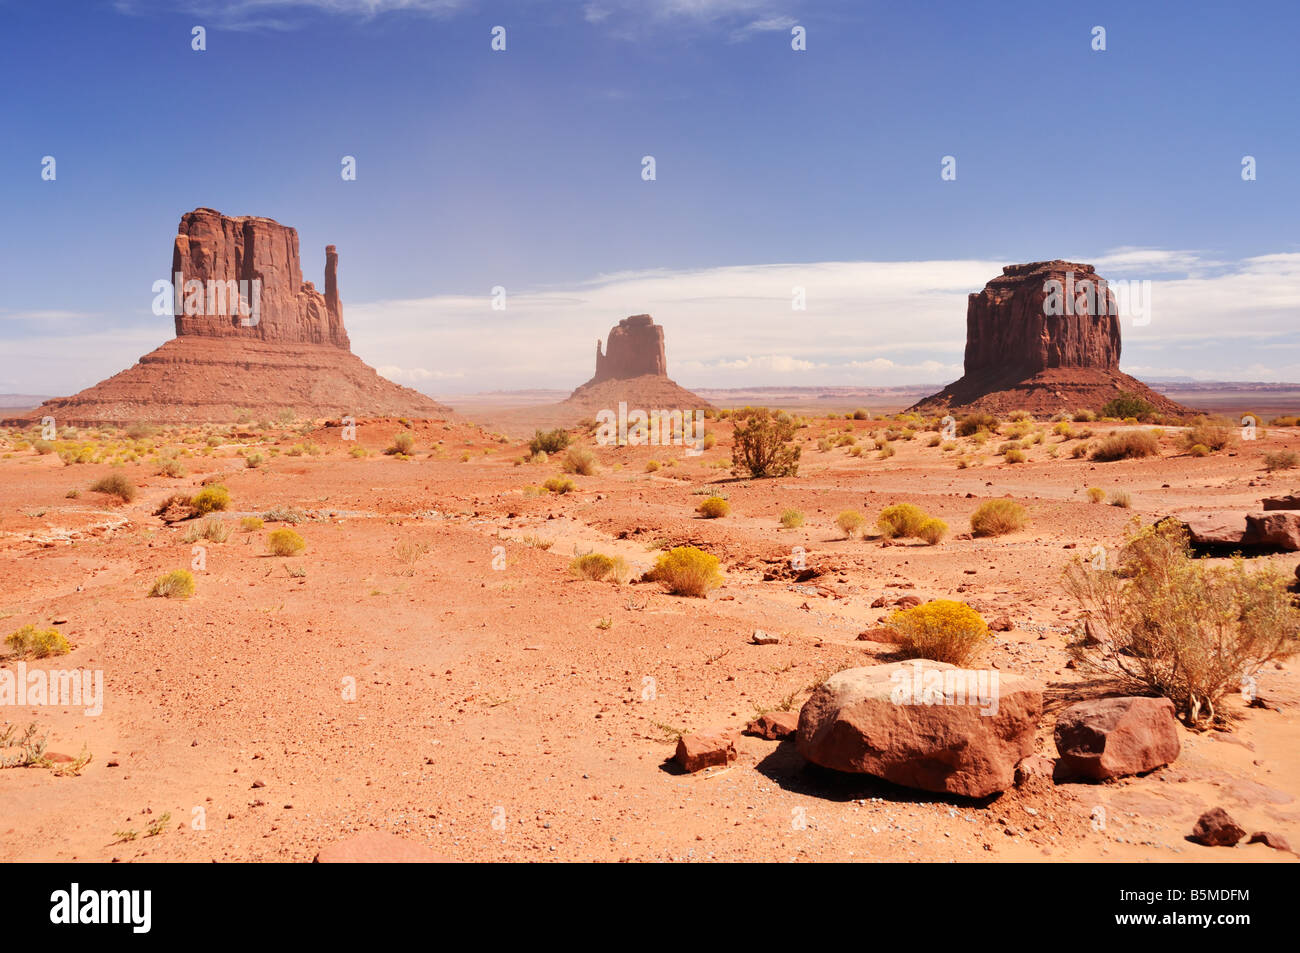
[2,409,1298,862]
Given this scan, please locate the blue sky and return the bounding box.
[2,0,1298,395]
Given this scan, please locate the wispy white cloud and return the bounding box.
[11,252,1300,396]
[113,0,471,31]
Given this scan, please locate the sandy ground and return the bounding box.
[1,414,1298,862]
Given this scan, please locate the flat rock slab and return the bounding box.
[1262,494,1300,510]
[744,710,799,740]
[313,831,455,863]
[1173,510,1300,551]
[675,731,738,772]
[1054,696,1181,781]
[796,660,1043,798]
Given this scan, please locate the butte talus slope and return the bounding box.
[563,314,712,415]
[910,260,1192,417]
[26,208,449,425]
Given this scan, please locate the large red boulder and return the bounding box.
[796,660,1043,798]
[1053,696,1181,781]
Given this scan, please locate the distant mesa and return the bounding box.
[21,208,448,425]
[564,314,711,415]
[588,314,666,384]
[910,260,1192,417]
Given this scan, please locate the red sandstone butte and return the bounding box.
[563,313,711,417]
[911,260,1193,417]
[20,209,449,425]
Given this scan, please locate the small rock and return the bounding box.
[744,711,798,741]
[750,630,780,646]
[1248,831,1294,854]
[674,732,738,773]
[1190,808,1246,847]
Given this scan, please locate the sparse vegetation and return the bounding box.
[261,505,305,524]
[886,599,991,665]
[836,509,866,538]
[1181,422,1231,453]
[1101,393,1156,420]
[970,499,1028,537]
[1109,490,1132,508]
[268,528,305,556]
[240,516,264,532]
[957,412,998,437]
[89,472,136,502]
[184,517,229,543]
[1086,486,1106,503]
[191,485,230,515]
[917,517,948,545]
[543,476,576,495]
[779,509,805,529]
[386,432,415,456]
[5,624,70,659]
[1263,450,1298,471]
[875,503,926,539]
[149,569,195,599]
[569,552,628,582]
[1091,429,1159,461]
[645,546,723,597]
[729,407,800,478]
[562,447,598,476]
[529,429,570,455]
[1064,519,1300,727]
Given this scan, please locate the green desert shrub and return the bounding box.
[1263,450,1299,471]
[1091,430,1159,461]
[780,509,805,529]
[1064,519,1300,726]
[562,447,597,476]
[697,496,730,518]
[1086,487,1106,503]
[970,499,1028,537]
[729,407,800,478]
[89,472,136,502]
[543,476,575,495]
[184,517,229,543]
[1100,393,1157,420]
[529,429,570,455]
[875,503,926,539]
[917,517,948,545]
[957,412,998,437]
[191,485,230,516]
[886,600,991,665]
[267,528,305,556]
[5,624,70,658]
[646,546,723,597]
[240,516,264,532]
[569,552,627,582]
[386,431,415,456]
[1181,422,1231,453]
[835,509,866,538]
[149,569,195,599]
